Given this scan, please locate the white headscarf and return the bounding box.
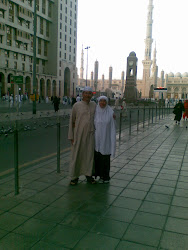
[94,96,116,157]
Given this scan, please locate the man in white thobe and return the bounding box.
[68,86,96,185]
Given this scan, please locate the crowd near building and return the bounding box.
[0,0,78,99]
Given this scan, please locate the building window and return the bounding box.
[14,61,17,69]
[14,53,18,59]
[5,60,9,67]
[64,53,66,59]
[70,28,71,34]
[65,25,67,32]
[0,10,4,18]
[30,65,32,72]
[24,43,28,50]
[46,21,49,37]
[7,39,11,46]
[65,7,67,14]
[44,41,48,56]
[60,4,62,10]
[70,1,72,7]
[65,16,67,23]
[0,35,3,43]
[42,0,46,14]
[70,37,71,43]
[60,13,62,20]
[70,10,72,17]
[69,46,71,52]
[65,35,67,41]
[40,18,43,34]
[38,38,41,54]
[22,54,25,61]
[65,44,66,50]
[22,63,25,71]
[59,51,61,58]
[59,70,61,76]
[60,42,61,48]
[36,0,39,11]
[69,54,71,61]
[60,32,62,39]
[60,23,62,29]
[48,1,52,17]
[26,21,30,29]
[70,19,72,26]
[16,41,20,48]
[59,61,61,67]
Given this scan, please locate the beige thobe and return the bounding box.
[68,100,96,179]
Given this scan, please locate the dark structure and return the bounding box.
[124,52,138,101]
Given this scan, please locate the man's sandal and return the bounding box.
[70,178,79,186]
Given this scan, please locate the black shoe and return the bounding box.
[86,176,96,184]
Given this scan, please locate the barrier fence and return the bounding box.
[0,106,173,195]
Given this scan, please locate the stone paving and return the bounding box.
[0,115,188,249]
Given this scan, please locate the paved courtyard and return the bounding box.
[0,115,188,249]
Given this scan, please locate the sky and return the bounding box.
[76,0,188,80]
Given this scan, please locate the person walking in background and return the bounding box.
[173,100,185,124]
[53,96,60,112]
[71,96,76,107]
[183,100,188,120]
[68,86,96,185]
[76,94,81,102]
[94,96,116,184]
[115,97,119,110]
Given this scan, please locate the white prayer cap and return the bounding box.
[83,86,93,92]
[98,96,108,102]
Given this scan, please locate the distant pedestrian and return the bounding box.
[68,86,96,185]
[183,100,188,120]
[76,95,81,102]
[115,97,119,109]
[94,96,116,183]
[173,100,185,124]
[71,96,76,107]
[53,96,60,112]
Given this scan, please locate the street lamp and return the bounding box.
[32,0,37,114]
[85,46,90,86]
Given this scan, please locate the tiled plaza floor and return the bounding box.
[0,115,188,249]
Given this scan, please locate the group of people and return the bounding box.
[68,86,116,185]
[173,100,187,124]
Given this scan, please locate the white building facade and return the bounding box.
[0,0,78,99]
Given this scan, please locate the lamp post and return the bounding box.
[32,0,37,114]
[85,46,90,86]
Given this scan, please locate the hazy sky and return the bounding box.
[76,0,188,80]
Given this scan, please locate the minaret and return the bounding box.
[109,66,112,88]
[91,71,94,88]
[121,71,125,92]
[80,45,84,79]
[152,42,158,88]
[102,74,105,90]
[94,60,99,91]
[142,0,154,97]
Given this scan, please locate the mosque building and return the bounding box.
[78,0,188,100]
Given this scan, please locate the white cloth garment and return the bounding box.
[94,96,116,157]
